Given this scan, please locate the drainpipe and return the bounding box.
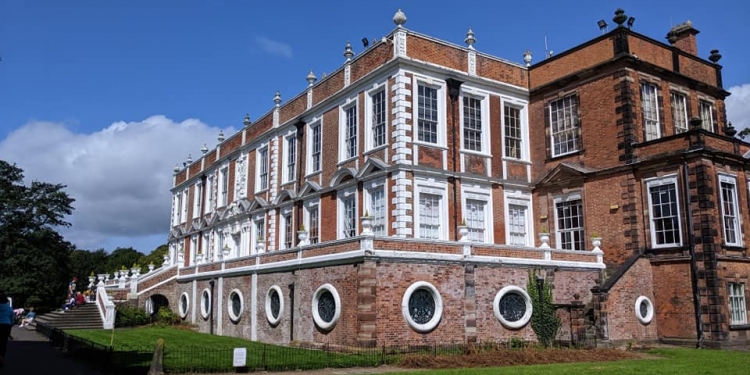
[209,278,215,335]
[682,162,703,348]
[446,78,463,240]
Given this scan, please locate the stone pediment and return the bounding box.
[536,162,598,186]
[356,157,390,179]
[299,181,322,196]
[330,167,358,187]
[275,189,297,205]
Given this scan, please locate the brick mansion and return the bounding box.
[123,8,749,349]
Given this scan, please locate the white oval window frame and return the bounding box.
[311,283,341,331]
[200,288,212,319]
[178,292,190,319]
[493,285,533,329]
[401,281,443,333]
[635,296,654,324]
[227,289,244,322]
[265,285,284,326]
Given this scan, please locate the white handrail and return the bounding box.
[95,281,116,329]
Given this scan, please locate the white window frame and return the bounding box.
[364,179,387,236]
[253,214,265,254]
[646,175,683,248]
[180,189,188,223]
[553,193,584,250]
[670,91,689,134]
[200,288,211,319]
[461,184,493,243]
[502,98,528,160]
[304,199,320,244]
[283,133,296,184]
[192,182,203,219]
[205,174,214,212]
[281,206,294,249]
[504,191,533,247]
[339,99,358,161]
[227,289,244,322]
[728,282,747,325]
[412,76,447,146]
[219,166,229,207]
[699,99,714,131]
[338,186,357,239]
[459,88,490,154]
[365,83,388,151]
[549,94,580,157]
[414,178,448,240]
[401,281,443,333]
[307,121,322,175]
[718,174,742,247]
[172,193,179,226]
[493,286,533,329]
[641,82,660,141]
[256,146,269,192]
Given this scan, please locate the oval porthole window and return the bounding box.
[311,284,341,331]
[401,281,443,333]
[493,286,533,329]
[178,293,189,319]
[200,288,211,319]
[635,296,654,324]
[227,289,243,322]
[265,285,284,326]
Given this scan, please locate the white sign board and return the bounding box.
[233,347,247,367]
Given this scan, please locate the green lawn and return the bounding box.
[65,327,384,372]
[388,347,750,375]
[65,328,750,374]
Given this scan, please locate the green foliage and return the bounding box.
[527,270,561,348]
[152,307,182,326]
[115,305,151,327]
[138,244,168,272]
[0,161,75,309]
[105,247,145,274]
[69,249,109,289]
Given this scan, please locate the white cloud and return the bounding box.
[254,36,293,58]
[727,83,750,134]
[0,115,234,252]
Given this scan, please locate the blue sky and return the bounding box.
[1,0,748,254]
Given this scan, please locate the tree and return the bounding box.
[138,244,168,272]
[104,247,144,274]
[69,248,109,290]
[0,161,75,309]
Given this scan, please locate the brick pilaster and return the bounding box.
[464,265,477,343]
[356,261,378,345]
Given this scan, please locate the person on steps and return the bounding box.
[0,292,15,368]
[18,307,35,327]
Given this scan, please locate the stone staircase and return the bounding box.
[34,303,103,330]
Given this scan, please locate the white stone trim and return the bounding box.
[364,81,389,152]
[265,285,284,326]
[227,288,244,322]
[179,292,189,319]
[411,74,448,147]
[401,281,443,332]
[200,288,211,319]
[503,190,533,247]
[458,85,491,156]
[635,295,654,324]
[461,183,493,243]
[414,177,448,240]
[312,284,341,331]
[493,286,533,329]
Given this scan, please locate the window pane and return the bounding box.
[671,92,688,134]
[641,83,660,141]
[649,183,681,246]
[417,85,438,143]
[345,106,357,158]
[508,204,528,246]
[463,97,482,151]
[372,90,386,147]
[550,95,580,156]
[466,199,486,242]
[419,193,441,239]
[370,187,386,236]
[556,199,584,250]
[504,106,522,158]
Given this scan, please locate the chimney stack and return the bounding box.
[667,20,699,56]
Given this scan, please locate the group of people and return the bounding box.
[0,276,86,368]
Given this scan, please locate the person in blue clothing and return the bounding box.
[0,292,14,368]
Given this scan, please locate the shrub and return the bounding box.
[115,305,150,327]
[527,270,561,348]
[152,307,182,326]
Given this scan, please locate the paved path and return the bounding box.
[3,325,104,374]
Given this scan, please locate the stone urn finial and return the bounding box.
[393,9,407,27]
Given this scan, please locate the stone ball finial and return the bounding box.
[306,69,317,86]
[464,27,476,50]
[393,8,406,27]
[613,8,627,27]
[243,113,251,127]
[201,143,208,154]
[186,154,192,164]
[218,130,225,143]
[523,50,533,67]
[173,164,180,173]
[343,40,354,61]
[273,90,282,107]
[709,49,722,64]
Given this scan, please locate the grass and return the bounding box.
[65,326,383,372]
[64,327,750,374]
[388,347,750,375]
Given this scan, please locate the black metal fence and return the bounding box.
[35,323,596,374]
